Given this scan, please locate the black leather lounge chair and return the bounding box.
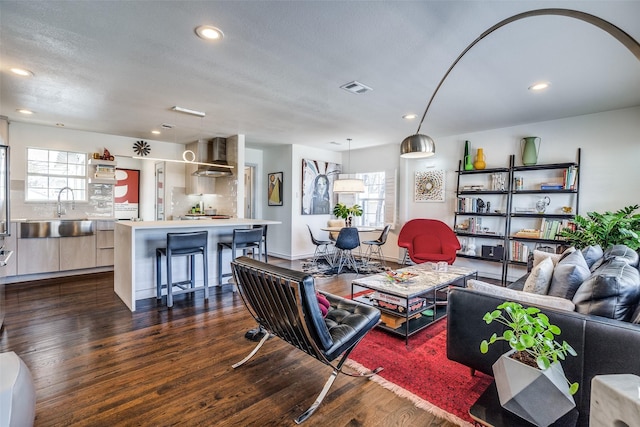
[230,256,382,424]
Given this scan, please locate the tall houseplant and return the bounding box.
[332,203,362,227]
[480,301,578,426]
[559,204,640,250]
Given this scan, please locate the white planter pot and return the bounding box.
[492,350,576,427]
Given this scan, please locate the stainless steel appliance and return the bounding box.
[0,144,9,329]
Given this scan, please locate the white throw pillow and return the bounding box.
[467,279,576,312]
[523,256,554,294]
[533,247,575,268]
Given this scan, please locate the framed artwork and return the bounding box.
[114,168,140,219]
[268,172,283,206]
[415,169,445,202]
[301,158,341,215]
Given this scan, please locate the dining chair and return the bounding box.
[307,225,333,266]
[333,227,360,274]
[361,224,391,267]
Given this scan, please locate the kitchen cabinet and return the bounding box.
[0,223,17,277]
[60,235,96,270]
[96,220,115,267]
[17,237,60,275]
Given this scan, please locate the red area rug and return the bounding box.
[347,319,492,426]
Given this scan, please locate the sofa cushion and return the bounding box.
[582,245,604,270]
[604,244,639,267]
[548,250,591,300]
[467,279,575,311]
[631,304,640,324]
[572,258,640,321]
[523,256,554,294]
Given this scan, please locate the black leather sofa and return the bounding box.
[447,286,640,426]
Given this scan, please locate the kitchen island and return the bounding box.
[114,218,280,311]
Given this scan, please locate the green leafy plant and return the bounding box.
[480,301,579,395]
[559,204,640,250]
[332,202,363,219]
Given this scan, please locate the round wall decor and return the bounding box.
[133,140,151,156]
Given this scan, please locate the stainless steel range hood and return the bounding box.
[190,138,232,177]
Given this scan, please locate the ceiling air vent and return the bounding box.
[340,80,373,94]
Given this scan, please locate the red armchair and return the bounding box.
[398,219,461,265]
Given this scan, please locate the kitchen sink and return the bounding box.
[19,220,95,238]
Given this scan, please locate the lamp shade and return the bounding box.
[333,178,365,193]
[400,134,436,158]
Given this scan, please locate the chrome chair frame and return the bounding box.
[362,224,391,267]
[231,257,382,424]
[333,227,360,274]
[306,225,333,266]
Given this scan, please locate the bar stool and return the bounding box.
[156,231,208,308]
[252,224,268,262]
[217,228,264,285]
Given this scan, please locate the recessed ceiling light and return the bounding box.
[403,114,417,120]
[151,130,161,135]
[10,67,34,77]
[529,82,551,91]
[17,109,33,115]
[195,25,224,41]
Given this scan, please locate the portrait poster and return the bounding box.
[268,172,283,206]
[301,159,341,215]
[415,169,445,202]
[114,168,140,219]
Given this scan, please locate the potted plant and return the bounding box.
[559,204,640,250]
[480,301,579,426]
[332,203,362,227]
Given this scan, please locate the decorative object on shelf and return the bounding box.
[535,196,551,213]
[415,169,445,202]
[473,148,486,170]
[332,202,362,227]
[133,140,151,156]
[466,238,476,255]
[486,201,491,212]
[521,136,541,165]
[561,206,573,214]
[514,176,524,190]
[476,198,485,213]
[491,173,505,191]
[464,140,474,170]
[480,301,579,426]
[559,204,640,250]
[102,148,115,161]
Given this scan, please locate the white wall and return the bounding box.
[348,106,640,280]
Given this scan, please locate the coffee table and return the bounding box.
[351,263,476,344]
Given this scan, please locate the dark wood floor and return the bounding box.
[1,259,457,427]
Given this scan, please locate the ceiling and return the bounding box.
[1,1,639,152]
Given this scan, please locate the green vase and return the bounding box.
[464,141,474,170]
[521,137,541,166]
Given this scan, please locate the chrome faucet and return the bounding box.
[57,186,75,217]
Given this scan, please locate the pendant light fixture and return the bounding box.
[333,138,365,193]
[400,8,640,159]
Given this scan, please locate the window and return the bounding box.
[26,148,87,201]
[338,170,396,228]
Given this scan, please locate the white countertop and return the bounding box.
[116,218,280,229]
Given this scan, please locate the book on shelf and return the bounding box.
[539,218,571,240]
[510,241,530,262]
[563,166,578,190]
[540,183,564,190]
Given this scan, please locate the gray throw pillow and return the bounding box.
[573,258,640,321]
[581,245,603,270]
[547,249,590,300]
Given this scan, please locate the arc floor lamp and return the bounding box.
[400,8,640,159]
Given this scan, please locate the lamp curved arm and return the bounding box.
[415,8,640,133]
